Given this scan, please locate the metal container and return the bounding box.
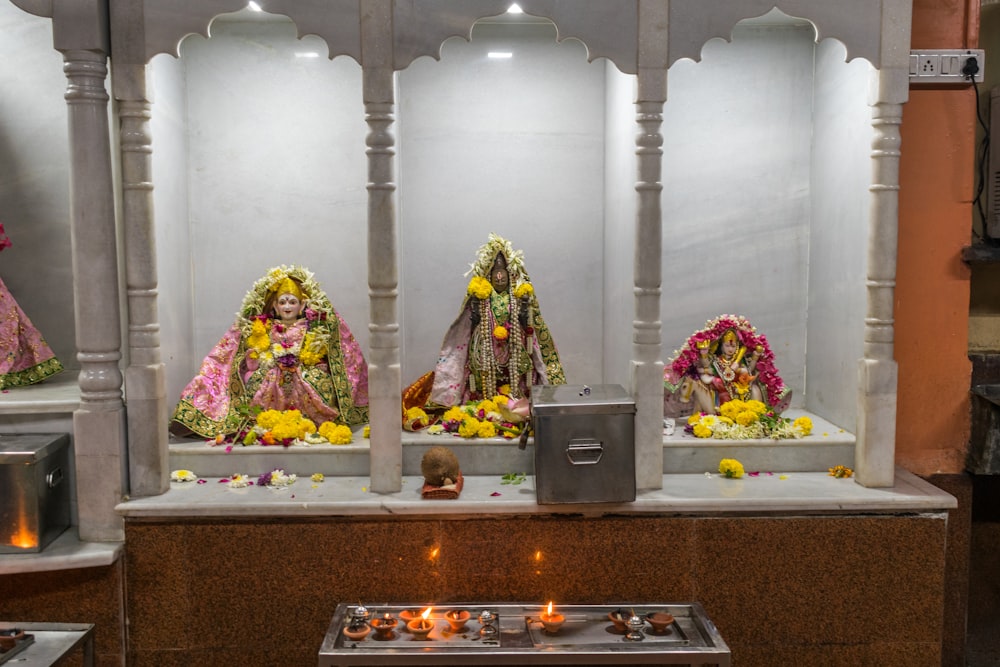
[0,433,71,553]
[531,384,635,504]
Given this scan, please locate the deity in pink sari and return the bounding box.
[0,224,63,389]
[171,265,369,439]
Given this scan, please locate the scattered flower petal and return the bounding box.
[491,492,501,496]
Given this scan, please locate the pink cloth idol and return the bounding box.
[0,224,63,389]
[171,265,369,439]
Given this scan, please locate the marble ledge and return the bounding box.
[0,529,122,576]
[116,466,955,520]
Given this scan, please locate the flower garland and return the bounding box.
[234,409,353,447]
[665,314,787,407]
[686,400,812,440]
[425,392,527,440]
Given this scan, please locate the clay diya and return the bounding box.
[539,602,565,634]
[398,608,421,629]
[369,614,398,640]
[444,609,471,632]
[608,609,629,634]
[645,611,674,634]
[407,608,435,640]
[342,623,371,641]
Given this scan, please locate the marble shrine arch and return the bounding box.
[8,0,910,541]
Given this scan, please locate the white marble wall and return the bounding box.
[397,21,607,388]
[660,20,871,417]
[0,2,76,369]
[152,17,369,404]
[807,38,873,432]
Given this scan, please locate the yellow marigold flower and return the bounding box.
[688,413,702,425]
[256,409,282,430]
[692,423,713,438]
[477,399,498,414]
[458,418,480,438]
[719,458,745,479]
[493,325,508,340]
[735,410,758,427]
[299,332,327,366]
[477,420,497,438]
[248,319,270,352]
[443,407,466,423]
[793,416,813,435]
[513,282,534,298]
[699,415,718,428]
[362,425,371,438]
[828,465,853,478]
[498,384,511,396]
[311,473,325,483]
[319,422,353,444]
[719,401,742,420]
[468,276,493,299]
[745,400,767,415]
[718,416,734,425]
[405,406,429,422]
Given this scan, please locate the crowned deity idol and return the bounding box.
[171,265,369,439]
[0,223,63,389]
[415,234,565,410]
[663,314,790,418]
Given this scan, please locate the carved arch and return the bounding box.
[132,0,362,64]
[392,0,639,74]
[667,0,883,69]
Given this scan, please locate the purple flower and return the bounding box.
[277,353,297,368]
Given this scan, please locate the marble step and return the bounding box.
[169,410,855,478]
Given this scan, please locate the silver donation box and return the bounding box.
[531,384,636,504]
[0,433,71,554]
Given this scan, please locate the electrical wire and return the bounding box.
[966,57,992,244]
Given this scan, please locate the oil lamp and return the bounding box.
[539,601,565,633]
[407,607,434,640]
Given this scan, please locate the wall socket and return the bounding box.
[910,49,985,84]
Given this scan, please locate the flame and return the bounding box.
[10,495,37,549]
[546,601,554,616]
[429,546,440,561]
[421,607,432,621]
[534,550,542,562]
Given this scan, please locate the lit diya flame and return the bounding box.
[539,601,564,632]
[421,607,432,627]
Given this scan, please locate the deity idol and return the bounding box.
[664,314,790,417]
[171,265,369,438]
[0,223,63,389]
[411,233,566,411]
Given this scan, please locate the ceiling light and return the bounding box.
[488,52,513,59]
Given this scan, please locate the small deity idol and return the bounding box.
[0,222,63,389]
[171,265,369,439]
[664,314,790,417]
[407,233,566,412]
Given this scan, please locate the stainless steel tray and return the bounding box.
[320,602,730,666]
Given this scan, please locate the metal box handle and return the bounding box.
[565,439,603,465]
[46,467,64,489]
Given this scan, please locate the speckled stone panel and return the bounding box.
[0,561,124,666]
[694,515,946,663]
[125,512,947,666]
[928,473,972,667]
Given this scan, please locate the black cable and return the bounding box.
[966,57,992,244]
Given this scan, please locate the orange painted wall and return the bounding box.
[895,0,978,475]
